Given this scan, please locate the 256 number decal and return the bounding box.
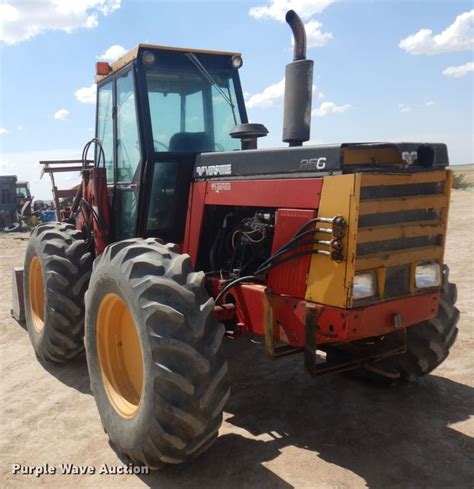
[300,157,327,171]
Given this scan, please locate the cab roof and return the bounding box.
[96,43,241,83]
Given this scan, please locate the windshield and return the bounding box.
[144,52,242,152]
[16,185,30,198]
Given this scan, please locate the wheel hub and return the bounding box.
[97,293,144,417]
[28,256,45,333]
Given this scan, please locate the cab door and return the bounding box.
[113,68,142,240]
[96,67,142,241]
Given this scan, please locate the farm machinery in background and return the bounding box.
[13,10,459,469]
[0,176,43,231]
[0,174,67,232]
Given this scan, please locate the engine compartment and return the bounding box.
[197,206,276,277]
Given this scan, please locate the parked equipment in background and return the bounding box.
[1,177,35,232]
[1,174,58,232]
[0,175,18,230]
[15,10,459,470]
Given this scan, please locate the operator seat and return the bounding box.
[168,132,213,153]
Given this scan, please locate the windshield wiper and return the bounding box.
[185,52,235,109]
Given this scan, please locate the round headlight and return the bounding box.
[142,51,156,67]
[231,55,243,69]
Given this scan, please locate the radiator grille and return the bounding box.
[384,265,411,298]
[304,170,452,309]
[355,170,451,302]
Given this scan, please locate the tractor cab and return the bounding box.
[94,45,247,242]
[16,181,31,200]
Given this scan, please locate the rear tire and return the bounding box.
[24,222,92,363]
[85,238,229,468]
[364,265,460,382]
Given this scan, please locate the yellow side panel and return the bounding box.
[357,223,444,243]
[359,194,447,215]
[305,174,360,308]
[440,169,453,263]
[355,246,444,271]
[360,170,446,186]
[342,147,402,167]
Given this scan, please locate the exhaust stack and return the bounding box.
[282,10,314,147]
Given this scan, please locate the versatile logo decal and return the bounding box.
[299,157,327,171]
[401,151,418,166]
[196,164,232,177]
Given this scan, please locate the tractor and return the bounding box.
[18,11,459,469]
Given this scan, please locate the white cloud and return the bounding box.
[250,0,335,22]
[250,1,335,48]
[0,0,121,45]
[303,19,333,47]
[54,109,70,121]
[399,10,474,55]
[246,78,323,109]
[97,44,127,61]
[0,128,8,135]
[0,159,10,172]
[442,61,474,78]
[399,101,438,112]
[75,84,97,104]
[312,101,350,117]
[246,78,286,109]
[399,103,412,113]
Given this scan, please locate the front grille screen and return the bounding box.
[385,265,410,298]
[354,171,450,303]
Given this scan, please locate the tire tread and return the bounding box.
[25,222,92,363]
[87,238,228,467]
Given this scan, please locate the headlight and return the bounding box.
[353,272,377,300]
[415,262,441,288]
[231,55,243,69]
[142,50,156,67]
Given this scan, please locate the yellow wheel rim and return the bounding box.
[97,293,144,418]
[28,256,45,333]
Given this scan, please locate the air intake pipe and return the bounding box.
[282,10,314,146]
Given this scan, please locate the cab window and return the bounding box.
[96,81,114,183]
[116,70,141,182]
[145,53,241,153]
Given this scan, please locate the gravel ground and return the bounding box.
[0,189,473,489]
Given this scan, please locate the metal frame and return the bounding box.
[304,302,407,376]
[39,159,93,220]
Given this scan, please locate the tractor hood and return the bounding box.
[193,142,449,180]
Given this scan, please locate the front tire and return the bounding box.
[366,266,460,382]
[85,238,229,468]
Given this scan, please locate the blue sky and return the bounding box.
[0,0,473,198]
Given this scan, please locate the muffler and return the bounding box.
[282,10,314,146]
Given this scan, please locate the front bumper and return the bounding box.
[216,282,440,348]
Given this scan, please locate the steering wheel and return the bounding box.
[153,139,169,151]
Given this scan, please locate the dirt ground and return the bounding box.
[1,189,473,489]
[453,164,474,185]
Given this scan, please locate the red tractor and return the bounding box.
[20,11,459,469]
